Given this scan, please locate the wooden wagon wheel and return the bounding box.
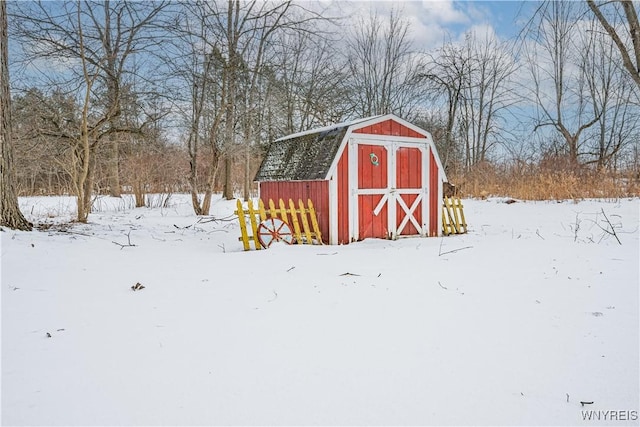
[257,218,294,248]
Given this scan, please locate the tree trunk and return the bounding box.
[243,120,252,201]
[103,0,121,197]
[243,142,250,201]
[73,141,95,223]
[107,130,121,197]
[0,2,32,231]
[222,0,237,201]
[188,132,203,215]
[588,0,640,90]
[223,155,233,200]
[568,137,579,170]
[75,17,97,224]
[79,151,95,222]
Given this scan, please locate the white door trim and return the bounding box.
[351,139,428,240]
[396,193,423,235]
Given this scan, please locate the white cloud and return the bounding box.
[460,23,498,43]
[420,0,468,24]
[301,1,507,52]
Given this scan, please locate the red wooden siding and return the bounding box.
[353,119,424,138]
[358,144,388,189]
[396,147,422,235]
[258,116,442,244]
[259,180,329,244]
[359,195,388,239]
[337,147,350,244]
[429,150,439,236]
[358,144,390,239]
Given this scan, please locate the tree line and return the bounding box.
[2,0,639,226]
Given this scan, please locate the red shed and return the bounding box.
[255,114,447,244]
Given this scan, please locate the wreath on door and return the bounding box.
[369,153,379,166]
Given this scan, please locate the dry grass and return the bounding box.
[449,163,640,201]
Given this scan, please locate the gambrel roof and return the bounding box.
[255,114,448,183]
[254,116,380,181]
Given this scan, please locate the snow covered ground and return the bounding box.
[2,194,639,426]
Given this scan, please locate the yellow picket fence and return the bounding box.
[235,198,323,250]
[442,197,467,235]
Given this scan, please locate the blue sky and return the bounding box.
[324,1,537,48]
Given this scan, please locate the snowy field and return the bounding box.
[2,194,639,426]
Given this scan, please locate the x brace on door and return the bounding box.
[372,190,424,235]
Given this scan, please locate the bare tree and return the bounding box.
[0,1,31,230]
[587,0,640,90]
[81,0,168,197]
[422,31,518,172]
[10,5,98,222]
[422,42,468,172]
[581,17,640,171]
[115,87,175,206]
[234,1,331,201]
[169,0,330,208]
[457,32,518,169]
[10,1,168,220]
[222,0,327,201]
[524,0,602,168]
[345,7,426,120]
[167,1,226,215]
[11,88,76,195]
[273,30,350,134]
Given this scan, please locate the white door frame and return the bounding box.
[349,137,429,241]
